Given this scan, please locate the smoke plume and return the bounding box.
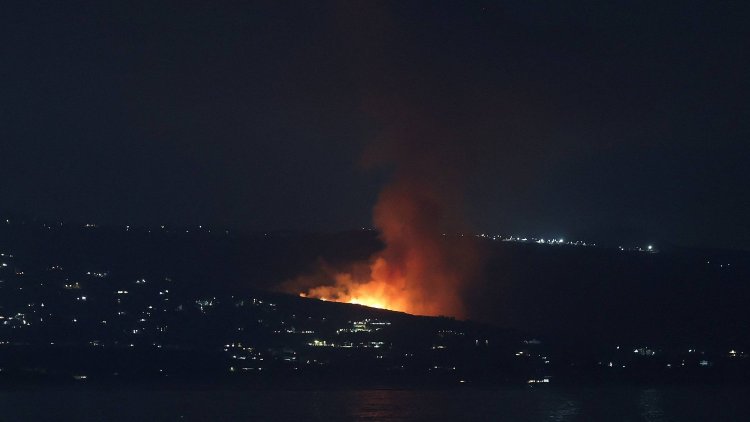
[285,100,482,318]
[282,2,484,317]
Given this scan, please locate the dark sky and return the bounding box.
[2,1,749,249]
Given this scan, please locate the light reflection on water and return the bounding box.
[0,386,748,421]
[344,389,581,422]
[546,399,580,422]
[639,388,665,422]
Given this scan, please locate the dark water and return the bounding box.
[1,386,748,421]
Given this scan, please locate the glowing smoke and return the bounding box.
[287,105,482,318]
[283,3,483,317]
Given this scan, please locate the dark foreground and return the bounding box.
[1,385,749,421]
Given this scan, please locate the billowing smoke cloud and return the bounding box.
[281,2,484,317]
[284,100,483,318]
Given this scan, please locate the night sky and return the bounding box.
[2,1,749,249]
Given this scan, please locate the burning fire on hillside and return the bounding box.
[285,103,482,318]
[295,181,479,317]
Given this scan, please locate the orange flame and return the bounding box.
[290,102,482,318]
[300,258,417,313]
[296,179,480,318]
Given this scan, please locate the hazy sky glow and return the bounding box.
[2,1,749,249]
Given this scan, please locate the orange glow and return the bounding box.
[290,109,482,318]
[300,256,462,316]
[296,179,480,318]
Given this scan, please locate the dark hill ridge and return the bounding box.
[0,219,380,293]
[474,240,750,350]
[1,217,748,350]
[1,218,750,385]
